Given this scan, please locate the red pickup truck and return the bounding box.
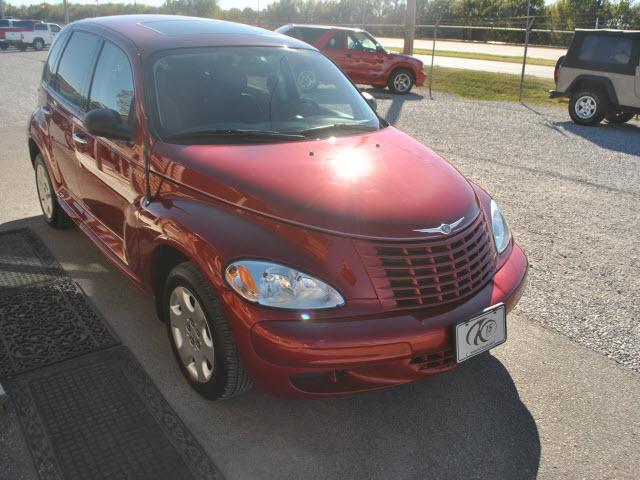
[276,24,425,94]
[0,19,43,49]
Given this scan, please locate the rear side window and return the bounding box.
[292,27,326,44]
[326,31,346,49]
[578,35,633,65]
[0,20,10,28]
[43,29,69,85]
[88,42,135,124]
[54,31,101,109]
[14,21,34,28]
[35,24,47,31]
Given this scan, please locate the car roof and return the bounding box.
[72,15,316,54]
[574,28,640,36]
[281,23,366,33]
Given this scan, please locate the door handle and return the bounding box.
[72,132,88,145]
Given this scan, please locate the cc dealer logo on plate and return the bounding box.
[465,317,498,346]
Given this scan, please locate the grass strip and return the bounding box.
[422,66,566,107]
[388,47,557,67]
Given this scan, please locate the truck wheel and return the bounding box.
[0,43,7,51]
[605,109,635,124]
[569,89,608,126]
[34,154,73,229]
[33,38,44,51]
[164,262,253,400]
[388,68,414,95]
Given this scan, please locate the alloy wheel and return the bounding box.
[574,95,598,120]
[393,72,411,93]
[35,162,54,220]
[169,285,215,383]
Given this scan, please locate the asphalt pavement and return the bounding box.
[0,49,639,480]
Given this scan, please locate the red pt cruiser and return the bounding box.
[28,15,527,399]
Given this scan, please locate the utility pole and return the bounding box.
[0,0,5,19]
[518,0,532,102]
[403,0,416,55]
[63,0,69,24]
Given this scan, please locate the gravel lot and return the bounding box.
[1,48,639,480]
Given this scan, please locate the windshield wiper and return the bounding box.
[165,128,306,142]
[294,123,379,138]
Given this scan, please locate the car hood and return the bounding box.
[152,127,479,240]
[388,51,423,66]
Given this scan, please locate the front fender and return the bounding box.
[133,186,377,307]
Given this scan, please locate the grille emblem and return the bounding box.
[413,217,464,235]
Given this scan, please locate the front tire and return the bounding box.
[34,154,73,229]
[569,89,608,125]
[33,38,44,51]
[164,262,253,400]
[388,68,414,95]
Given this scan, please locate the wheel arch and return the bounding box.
[567,75,619,105]
[388,65,416,83]
[28,137,41,167]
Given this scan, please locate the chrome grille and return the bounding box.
[356,213,496,310]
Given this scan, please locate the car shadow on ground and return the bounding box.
[0,216,540,480]
[361,87,425,126]
[554,120,640,155]
[224,354,541,479]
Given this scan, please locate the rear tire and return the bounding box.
[388,68,414,95]
[34,154,73,229]
[604,109,635,124]
[164,262,253,400]
[0,43,7,51]
[569,89,608,125]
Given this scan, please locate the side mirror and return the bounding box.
[84,108,134,142]
[376,45,386,53]
[362,91,377,111]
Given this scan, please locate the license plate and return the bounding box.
[455,304,506,363]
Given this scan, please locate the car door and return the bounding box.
[78,40,138,248]
[322,30,349,72]
[48,30,102,201]
[345,31,386,84]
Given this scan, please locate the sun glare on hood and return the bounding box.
[329,149,372,182]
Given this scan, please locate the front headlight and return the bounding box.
[490,200,511,254]
[224,260,345,310]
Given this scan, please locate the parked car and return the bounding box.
[550,29,640,125]
[4,22,61,51]
[29,15,527,399]
[276,24,425,94]
[0,18,43,49]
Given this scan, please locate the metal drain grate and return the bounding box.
[7,346,223,480]
[0,229,65,290]
[0,278,118,379]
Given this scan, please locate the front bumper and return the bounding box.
[415,69,426,87]
[229,243,528,397]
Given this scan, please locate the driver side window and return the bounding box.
[347,32,377,52]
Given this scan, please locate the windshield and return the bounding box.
[149,46,382,143]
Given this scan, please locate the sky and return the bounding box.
[6,0,278,10]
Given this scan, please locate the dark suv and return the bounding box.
[550,29,640,125]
